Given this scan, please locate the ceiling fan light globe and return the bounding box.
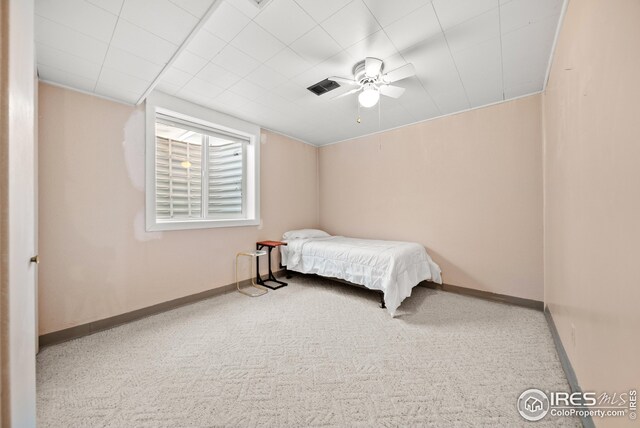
[358,87,380,108]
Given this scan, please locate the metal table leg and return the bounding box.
[256,244,288,290]
[236,252,268,297]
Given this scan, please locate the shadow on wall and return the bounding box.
[422,247,525,300]
[122,108,163,243]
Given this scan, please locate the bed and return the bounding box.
[280,229,442,316]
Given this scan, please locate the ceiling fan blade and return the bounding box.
[380,85,405,98]
[382,63,415,83]
[364,57,383,77]
[328,76,359,86]
[331,87,360,100]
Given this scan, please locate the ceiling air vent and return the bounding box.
[307,78,341,96]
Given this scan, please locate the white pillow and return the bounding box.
[283,229,331,240]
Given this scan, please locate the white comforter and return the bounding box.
[281,236,442,316]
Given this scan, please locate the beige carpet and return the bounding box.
[37,275,580,427]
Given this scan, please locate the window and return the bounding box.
[146,93,260,231]
[155,115,246,220]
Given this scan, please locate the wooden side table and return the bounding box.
[236,250,268,297]
[256,241,288,290]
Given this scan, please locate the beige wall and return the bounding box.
[543,0,640,420]
[319,95,544,301]
[38,83,318,335]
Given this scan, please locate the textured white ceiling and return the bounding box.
[35,0,565,145]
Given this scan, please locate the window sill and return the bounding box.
[146,218,260,232]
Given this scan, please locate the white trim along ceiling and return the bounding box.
[35,0,567,145]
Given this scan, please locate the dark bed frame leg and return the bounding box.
[379,292,385,309]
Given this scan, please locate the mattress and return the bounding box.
[281,236,442,316]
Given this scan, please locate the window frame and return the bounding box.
[145,92,260,231]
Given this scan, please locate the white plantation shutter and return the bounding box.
[155,136,202,219]
[154,113,249,222]
[208,141,244,215]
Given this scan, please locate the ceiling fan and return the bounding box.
[328,57,416,108]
